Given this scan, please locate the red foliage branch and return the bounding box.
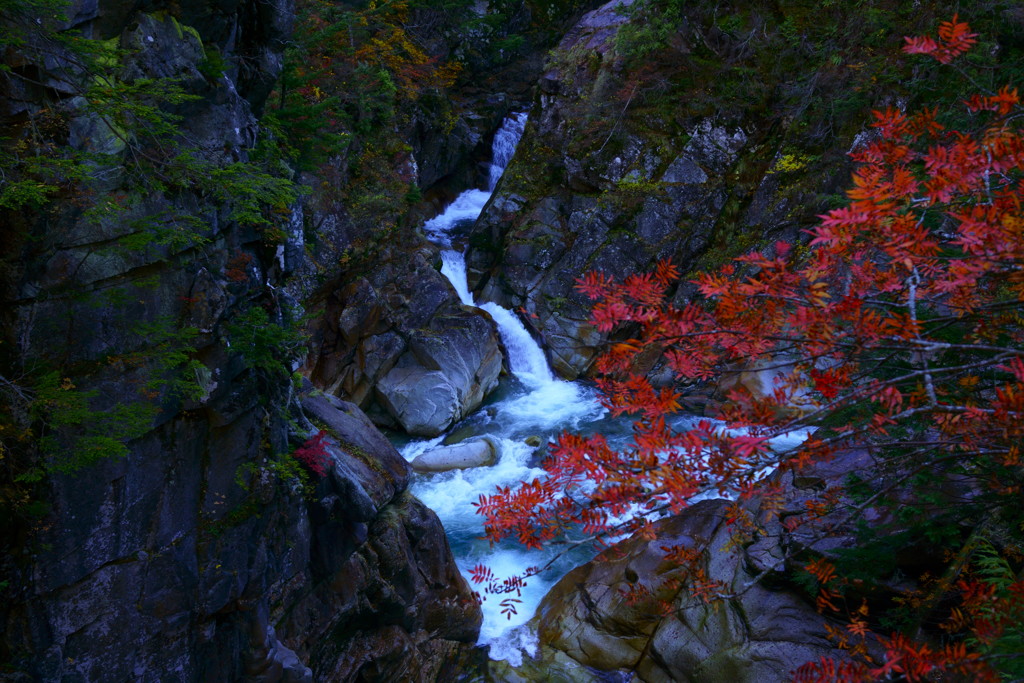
[294,430,331,477]
[475,16,1024,681]
[902,15,978,64]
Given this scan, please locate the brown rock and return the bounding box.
[526,499,853,682]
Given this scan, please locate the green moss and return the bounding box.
[684,193,759,278]
[498,125,562,202]
[198,44,229,80]
[544,294,568,313]
[204,495,263,538]
[767,150,814,175]
[163,14,202,45]
[598,177,666,213]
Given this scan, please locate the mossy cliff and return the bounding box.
[0,1,488,679]
[464,0,1024,378]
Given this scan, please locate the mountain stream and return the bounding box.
[396,113,808,665]
[394,113,617,663]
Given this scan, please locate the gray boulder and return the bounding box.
[411,439,497,473]
[376,366,461,436]
[305,248,503,436]
[375,310,502,436]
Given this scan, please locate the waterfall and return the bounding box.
[406,112,607,664]
[479,302,554,388]
[423,112,528,247]
[423,190,491,247]
[439,249,473,306]
[423,111,555,389]
[488,112,527,191]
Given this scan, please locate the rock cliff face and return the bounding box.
[463,0,865,378]
[6,389,481,681]
[0,1,482,679]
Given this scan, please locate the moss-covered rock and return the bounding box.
[464,0,1024,378]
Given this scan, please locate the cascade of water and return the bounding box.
[423,111,555,390]
[479,302,553,388]
[488,112,528,191]
[439,249,473,306]
[422,190,491,247]
[406,112,607,665]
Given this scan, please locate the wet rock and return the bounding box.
[375,310,502,436]
[714,356,812,416]
[301,391,411,511]
[411,439,497,473]
[661,154,708,185]
[526,499,852,682]
[376,366,462,437]
[307,250,503,436]
[441,423,481,446]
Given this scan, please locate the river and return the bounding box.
[395,113,614,664]
[395,113,811,665]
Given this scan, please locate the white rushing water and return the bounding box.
[400,113,609,664]
[487,112,527,191]
[401,112,812,665]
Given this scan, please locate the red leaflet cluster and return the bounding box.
[293,430,331,477]
[902,15,977,64]
[795,634,997,683]
[475,17,1023,681]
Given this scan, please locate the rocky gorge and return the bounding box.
[0,0,499,678]
[2,0,1022,681]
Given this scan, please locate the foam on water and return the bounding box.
[496,378,603,432]
[402,432,593,664]
[408,438,543,534]
[440,250,474,306]
[484,625,538,668]
[422,189,491,246]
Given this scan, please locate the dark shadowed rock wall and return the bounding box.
[0,1,482,679]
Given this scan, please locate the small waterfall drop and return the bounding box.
[488,112,527,191]
[437,251,471,307]
[478,302,553,388]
